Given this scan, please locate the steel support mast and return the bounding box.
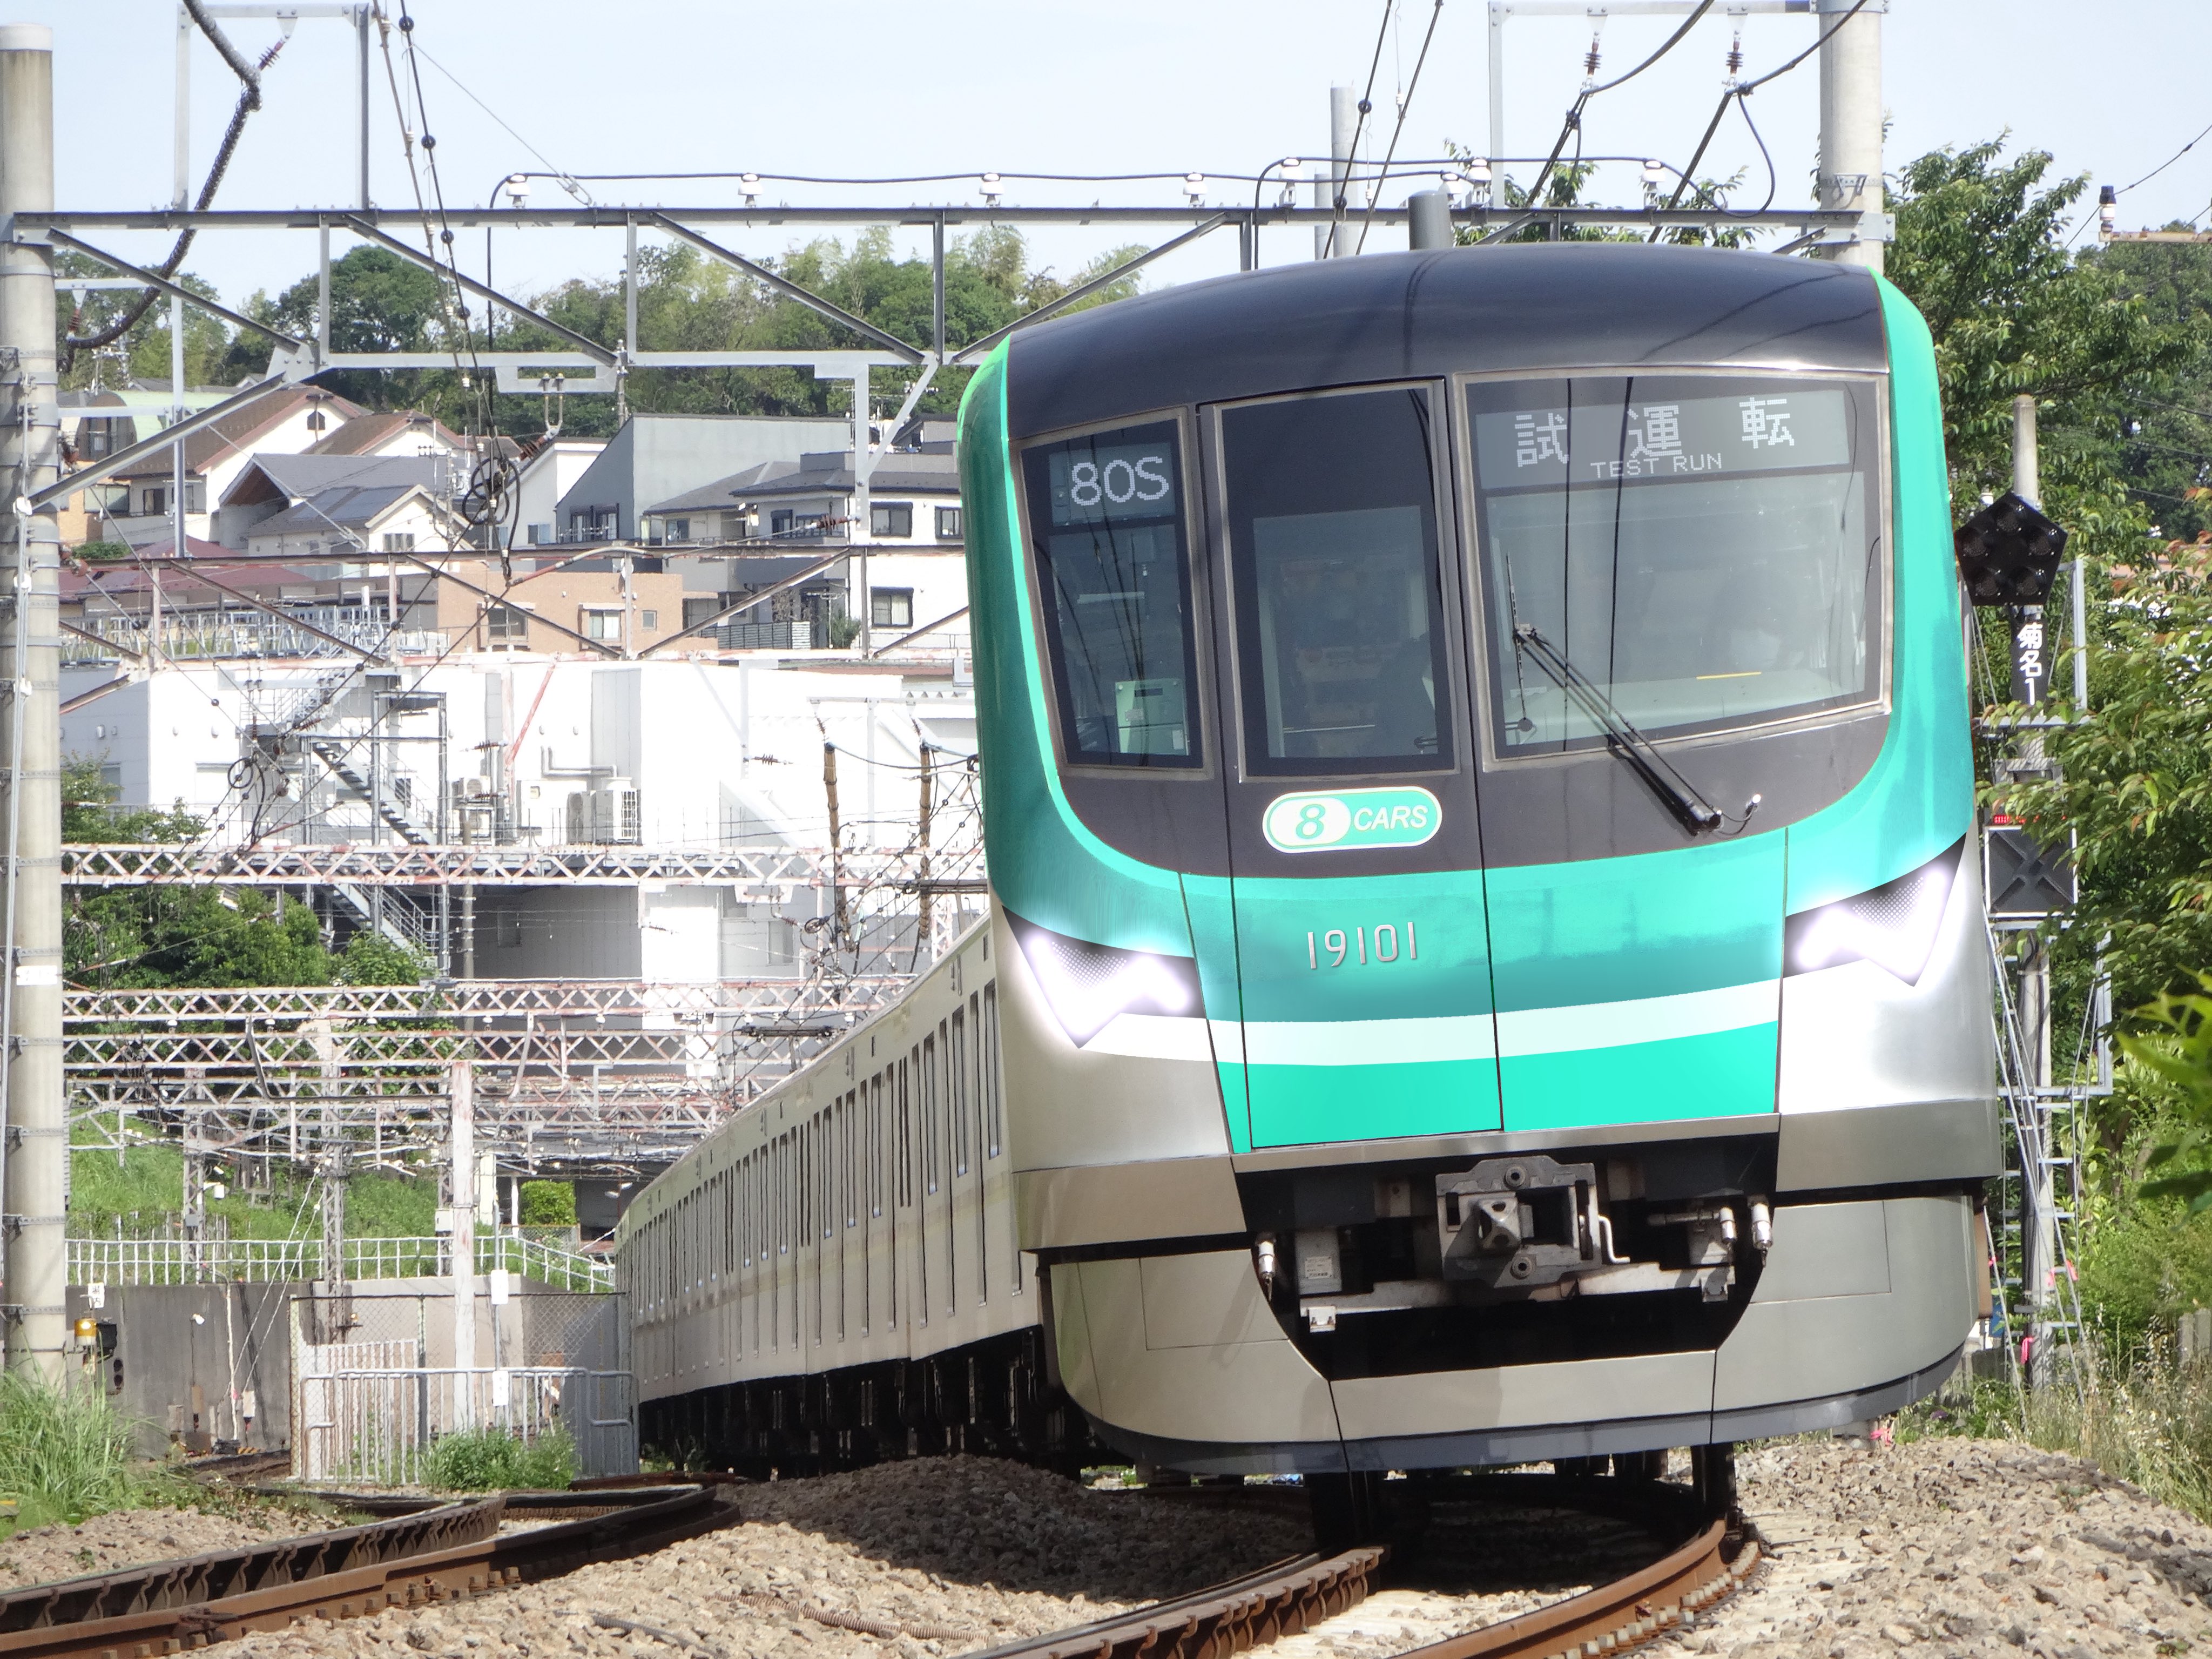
[0,22,62,1378]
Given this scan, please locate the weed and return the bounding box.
[423,1425,575,1492]
[0,1371,172,1528]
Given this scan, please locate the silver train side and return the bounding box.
[624,877,1994,1473]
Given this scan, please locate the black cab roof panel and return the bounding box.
[1004,244,1887,441]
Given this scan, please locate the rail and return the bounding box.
[983,1471,1758,1659]
[0,1485,735,1659]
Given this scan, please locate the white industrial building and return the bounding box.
[62,652,979,986]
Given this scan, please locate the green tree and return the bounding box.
[55,253,234,391]
[520,1180,575,1226]
[62,756,340,989]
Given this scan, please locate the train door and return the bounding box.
[920,1034,948,1333]
[980,981,1022,1317]
[841,1087,866,1352]
[894,1054,918,1355]
[1206,382,1502,1150]
[1459,375,1793,1132]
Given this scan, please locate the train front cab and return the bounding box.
[961,244,1998,1475]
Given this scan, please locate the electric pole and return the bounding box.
[0,23,63,1380]
[2009,392,2058,1386]
[1816,0,1885,273]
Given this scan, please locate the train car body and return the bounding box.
[626,242,1997,1477]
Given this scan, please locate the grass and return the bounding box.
[1898,1347,2212,1523]
[423,1425,576,1492]
[0,1371,179,1530]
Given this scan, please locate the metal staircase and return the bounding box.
[309,739,433,846]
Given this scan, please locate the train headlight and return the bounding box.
[1005,911,1203,1047]
[1783,840,1963,984]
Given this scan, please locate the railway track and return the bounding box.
[986,1471,1760,1659]
[0,1467,1754,1659]
[0,1485,735,1659]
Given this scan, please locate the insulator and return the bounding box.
[1585,36,1602,77]
[1727,31,1744,77]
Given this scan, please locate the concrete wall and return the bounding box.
[67,1281,296,1459]
[66,1278,624,1461]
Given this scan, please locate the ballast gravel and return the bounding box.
[1646,1436,2212,1659]
[0,1504,334,1590]
[204,1458,1313,1659]
[50,1435,2212,1659]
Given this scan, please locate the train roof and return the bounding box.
[1004,243,1887,441]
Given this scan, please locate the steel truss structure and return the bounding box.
[59,839,970,889]
[65,974,915,1170]
[22,199,1862,518]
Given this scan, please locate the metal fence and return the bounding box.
[62,609,446,664]
[296,1363,634,1483]
[69,1232,613,1293]
[712,620,813,650]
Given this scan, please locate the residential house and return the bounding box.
[512,439,607,549]
[651,449,967,645]
[214,453,456,549]
[302,409,472,462]
[103,386,360,545]
[551,413,851,544]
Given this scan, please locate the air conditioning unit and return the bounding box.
[565,781,642,845]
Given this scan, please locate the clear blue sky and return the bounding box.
[28,2,2200,316]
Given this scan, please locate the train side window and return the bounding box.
[846,1090,858,1228]
[778,1134,790,1256]
[922,1035,939,1195]
[950,1007,969,1178]
[869,1073,885,1219]
[1020,417,1202,768]
[897,1055,913,1208]
[1219,386,1454,774]
[982,983,1003,1159]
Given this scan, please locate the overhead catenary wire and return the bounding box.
[1488,0,1716,247]
[1353,0,1447,255]
[60,1,281,372]
[1648,0,1870,244]
[1321,0,1401,259]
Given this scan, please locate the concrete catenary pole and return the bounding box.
[449,1057,476,1425]
[0,23,62,1379]
[1315,86,1357,260]
[1407,189,1453,252]
[1816,0,1885,274]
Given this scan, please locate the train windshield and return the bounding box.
[1467,375,1880,756]
[1022,419,1201,768]
[1220,386,1453,775]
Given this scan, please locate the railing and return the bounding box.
[712,620,813,650]
[63,610,444,664]
[296,1364,633,1483]
[68,1231,615,1293]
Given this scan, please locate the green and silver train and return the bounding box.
[625,242,1996,1478]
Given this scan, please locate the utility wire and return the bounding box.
[61,2,281,371]
[1323,1,1400,259]
[1354,0,1447,255]
[1648,0,1870,244]
[1493,0,1716,245]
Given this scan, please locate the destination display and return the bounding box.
[1048,429,1179,525]
[1472,385,1853,487]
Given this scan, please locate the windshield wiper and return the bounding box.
[1511,624,1741,835]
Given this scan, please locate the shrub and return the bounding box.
[519,1181,575,1226]
[0,1372,149,1527]
[424,1425,575,1492]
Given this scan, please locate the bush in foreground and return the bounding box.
[424,1425,575,1492]
[0,1371,154,1527]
